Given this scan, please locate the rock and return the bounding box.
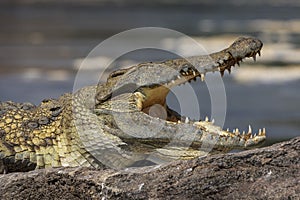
[1,137,299,200]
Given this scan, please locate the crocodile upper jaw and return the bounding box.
[137,41,262,123]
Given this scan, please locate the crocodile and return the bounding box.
[0,37,265,173]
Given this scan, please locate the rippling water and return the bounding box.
[0,1,299,144]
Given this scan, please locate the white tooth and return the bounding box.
[226,128,229,132]
[185,117,189,123]
[171,80,175,84]
[236,128,239,133]
[177,75,181,79]
[201,74,205,82]
[242,131,245,135]
[259,129,262,135]
[254,133,257,137]
[248,125,252,133]
[211,118,215,124]
[250,134,253,139]
[233,129,236,133]
[205,116,209,122]
[263,128,266,134]
[178,120,181,123]
[193,71,196,76]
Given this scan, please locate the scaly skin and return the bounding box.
[0,37,265,173]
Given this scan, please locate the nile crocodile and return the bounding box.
[0,37,265,173]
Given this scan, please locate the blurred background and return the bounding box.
[0,0,300,145]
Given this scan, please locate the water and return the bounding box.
[0,1,300,144]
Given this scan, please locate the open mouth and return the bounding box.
[133,39,265,147]
[96,37,266,150]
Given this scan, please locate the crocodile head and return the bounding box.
[95,37,265,160]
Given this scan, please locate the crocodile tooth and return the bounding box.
[233,129,236,133]
[178,120,181,124]
[211,118,215,124]
[227,67,231,74]
[177,75,181,79]
[250,134,253,139]
[193,71,196,76]
[205,116,209,122]
[220,70,224,77]
[248,125,252,133]
[258,129,262,135]
[200,74,205,82]
[171,80,175,84]
[253,133,257,137]
[226,128,229,132]
[185,117,189,123]
[262,128,266,135]
[242,131,245,135]
[235,128,239,134]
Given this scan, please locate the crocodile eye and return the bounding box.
[109,68,129,78]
